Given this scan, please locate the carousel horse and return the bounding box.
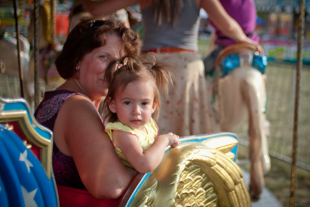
[209,42,271,200]
[0,32,31,100]
[68,2,94,33]
[0,97,251,207]
[0,3,64,106]
[27,3,65,101]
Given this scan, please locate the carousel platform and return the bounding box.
[240,168,283,207]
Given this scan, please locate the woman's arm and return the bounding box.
[82,0,139,17]
[55,95,136,199]
[199,0,255,44]
[112,130,179,173]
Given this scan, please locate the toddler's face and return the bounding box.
[109,80,157,131]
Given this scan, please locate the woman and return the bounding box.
[82,0,258,136]
[35,18,141,199]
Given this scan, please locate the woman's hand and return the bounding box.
[241,37,263,54]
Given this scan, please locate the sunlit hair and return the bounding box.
[55,17,141,79]
[102,54,173,123]
[152,0,186,27]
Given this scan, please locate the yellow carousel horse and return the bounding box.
[27,3,65,102]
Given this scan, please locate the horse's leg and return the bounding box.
[217,67,271,199]
[242,68,269,199]
[217,68,248,132]
[246,73,271,175]
[261,114,271,174]
[261,75,271,174]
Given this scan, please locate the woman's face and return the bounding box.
[77,33,125,100]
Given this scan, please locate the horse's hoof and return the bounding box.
[249,188,262,202]
[251,193,261,202]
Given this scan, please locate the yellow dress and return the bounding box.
[105,118,159,168]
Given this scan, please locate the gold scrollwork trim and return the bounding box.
[128,142,250,207]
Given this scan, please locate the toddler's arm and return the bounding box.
[112,130,180,173]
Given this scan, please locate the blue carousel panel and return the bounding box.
[0,126,25,207]
[2,131,45,207]
[0,172,9,207]
[13,138,58,206]
[0,124,57,207]
[1,98,52,140]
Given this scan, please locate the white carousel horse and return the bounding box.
[0,97,251,206]
[0,32,31,100]
[209,42,271,200]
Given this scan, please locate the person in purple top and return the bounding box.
[35,17,141,199]
[204,0,260,75]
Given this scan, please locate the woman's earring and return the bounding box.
[76,64,80,71]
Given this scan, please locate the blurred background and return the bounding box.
[0,0,309,206]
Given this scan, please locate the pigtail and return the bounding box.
[104,55,133,84]
[141,53,174,94]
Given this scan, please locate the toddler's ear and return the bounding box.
[152,100,158,113]
[108,100,117,113]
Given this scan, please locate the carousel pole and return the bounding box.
[50,0,56,44]
[12,0,24,98]
[34,0,40,108]
[289,0,305,206]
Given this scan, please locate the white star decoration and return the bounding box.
[21,186,37,207]
[19,150,33,173]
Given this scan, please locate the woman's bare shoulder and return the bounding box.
[60,94,98,117]
[53,94,104,153]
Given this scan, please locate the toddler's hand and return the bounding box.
[167,132,180,148]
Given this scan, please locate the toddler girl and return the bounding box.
[102,55,180,173]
